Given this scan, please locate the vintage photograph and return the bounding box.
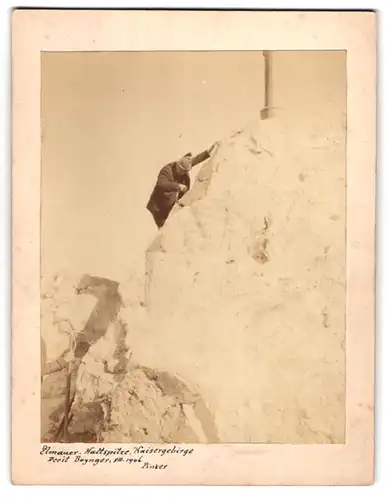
[40,50,347,445]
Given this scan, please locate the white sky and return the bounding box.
[41,51,265,278]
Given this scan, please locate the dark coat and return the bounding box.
[146,150,210,227]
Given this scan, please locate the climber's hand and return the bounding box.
[176,200,185,208]
[178,183,188,194]
[209,141,219,154]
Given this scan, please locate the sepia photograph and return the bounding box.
[40,50,346,445]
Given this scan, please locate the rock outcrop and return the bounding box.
[41,276,219,443]
[131,116,346,444]
[41,115,345,444]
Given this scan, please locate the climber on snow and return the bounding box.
[146,142,219,229]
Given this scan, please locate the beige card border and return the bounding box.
[11,10,376,485]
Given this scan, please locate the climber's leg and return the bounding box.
[152,210,167,229]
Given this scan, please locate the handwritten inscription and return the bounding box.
[40,444,194,469]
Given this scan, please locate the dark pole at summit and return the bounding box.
[261,50,273,120]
